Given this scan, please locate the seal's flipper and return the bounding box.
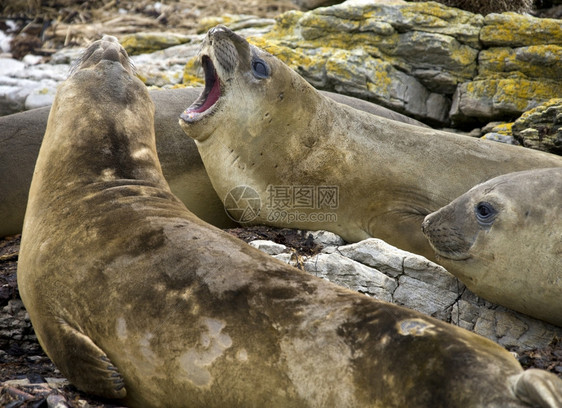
[46,318,127,399]
[513,369,562,408]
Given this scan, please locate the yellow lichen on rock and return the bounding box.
[489,122,514,135]
[248,37,315,69]
[517,98,562,122]
[120,32,191,55]
[479,45,562,81]
[182,57,205,87]
[481,13,562,47]
[463,79,562,116]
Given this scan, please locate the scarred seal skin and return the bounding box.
[0,70,422,238]
[422,167,562,326]
[178,26,562,262]
[18,35,562,408]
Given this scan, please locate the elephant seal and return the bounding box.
[0,74,422,238]
[18,35,562,408]
[422,168,562,326]
[179,25,562,261]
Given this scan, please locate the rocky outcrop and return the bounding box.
[2,3,561,128]
[249,233,562,351]
[194,1,561,126]
[451,12,562,124]
[512,98,562,154]
[409,0,534,15]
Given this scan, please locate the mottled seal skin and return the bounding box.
[0,87,232,236]
[0,77,421,238]
[422,168,562,326]
[178,26,562,261]
[18,36,562,408]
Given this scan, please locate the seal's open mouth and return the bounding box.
[181,56,220,122]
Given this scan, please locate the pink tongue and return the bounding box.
[191,75,220,113]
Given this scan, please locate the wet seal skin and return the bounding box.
[179,25,562,262]
[18,35,562,408]
[0,74,423,238]
[422,167,562,326]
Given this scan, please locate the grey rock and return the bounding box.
[291,0,341,10]
[481,132,519,145]
[393,275,459,320]
[47,394,70,408]
[306,230,345,247]
[249,239,289,255]
[303,252,396,301]
[512,99,562,155]
[271,235,561,350]
[25,85,58,110]
[0,57,25,76]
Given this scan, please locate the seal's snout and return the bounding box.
[72,35,134,76]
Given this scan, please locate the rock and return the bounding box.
[0,57,25,76]
[0,299,42,358]
[249,239,289,255]
[0,56,68,115]
[231,3,562,125]
[478,45,562,81]
[132,41,202,87]
[303,252,397,301]
[512,98,562,154]
[409,0,533,15]
[247,5,469,123]
[481,132,519,144]
[47,394,70,408]
[454,298,562,349]
[450,78,562,123]
[25,86,58,110]
[120,32,193,55]
[197,14,276,34]
[291,0,343,10]
[480,12,562,47]
[270,235,561,350]
[306,229,345,247]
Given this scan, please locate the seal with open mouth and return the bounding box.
[179,25,562,261]
[0,71,424,238]
[422,167,562,326]
[18,35,562,408]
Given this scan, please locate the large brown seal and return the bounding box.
[422,167,562,326]
[0,76,422,238]
[179,25,562,261]
[18,35,562,408]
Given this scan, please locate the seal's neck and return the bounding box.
[37,77,168,194]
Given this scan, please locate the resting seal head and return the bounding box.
[422,168,562,326]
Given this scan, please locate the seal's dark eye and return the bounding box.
[475,202,497,227]
[252,59,269,79]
